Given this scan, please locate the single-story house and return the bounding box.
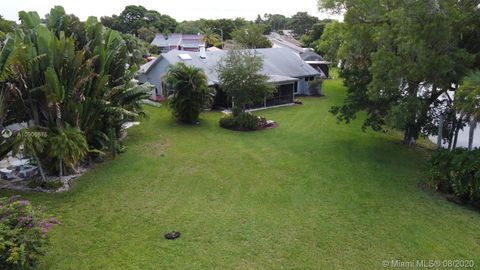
[137,47,321,109]
[268,33,330,78]
[151,33,205,53]
[300,50,330,78]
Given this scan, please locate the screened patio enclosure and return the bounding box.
[213,76,298,110]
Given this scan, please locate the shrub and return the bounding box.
[308,78,323,96]
[0,196,59,269]
[219,112,262,131]
[428,149,455,193]
[427,148,480,208]
[236,112,260,130]
[219,114,238,129]
[27,179,64,190]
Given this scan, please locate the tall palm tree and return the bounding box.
[456,70,480,150]
[165,63,212,124]
[201,28,221,48]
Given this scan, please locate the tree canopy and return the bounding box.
[232,24,272,49]
[288,12,319,36]
[100,5,177,37]
[216,50,275,114]
[321,0,479,145]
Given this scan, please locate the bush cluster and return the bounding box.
[0,196,59,270]
[219,112,267,131]
[427,149,480,208]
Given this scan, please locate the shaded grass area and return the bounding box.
[2,77,480,269]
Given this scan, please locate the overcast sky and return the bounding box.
[1,0,341,22]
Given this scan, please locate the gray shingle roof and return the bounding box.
[140,48,320,85]
[151,33,204,48]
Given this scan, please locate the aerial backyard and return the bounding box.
[2,76,478,269]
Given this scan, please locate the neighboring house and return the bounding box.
[151,33,205,53]
[299,50,330,78]
[267,32,330,78]
[137,47,321,109]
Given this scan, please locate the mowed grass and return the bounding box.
[2,76,480,269]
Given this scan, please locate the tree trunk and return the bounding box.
[437,115,444,150]
[59,157,63,181]
[468,120,477,151]
[452,122,460,150]
[33,151,46,182]
[403,124,419,146]
[447,116,456,150]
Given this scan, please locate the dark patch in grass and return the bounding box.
[164,231,181,240]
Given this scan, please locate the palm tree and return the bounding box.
[0,8,152,178]
[12,128,48,182]
[165,63,212,124]
[48,126,89,180]
[455,70,480,150]
[201,28,221,48]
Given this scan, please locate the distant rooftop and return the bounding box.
[151,33,205,49]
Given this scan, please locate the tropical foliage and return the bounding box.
[201,28,221,48]
[0,6,151,178]
[319,0,479,145]
[165,63,212,124]
[428,149,480,209]
[455,71,480,150]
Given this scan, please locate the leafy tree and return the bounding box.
[118,5,148,35]
[455,71,480,150]
[317,20,344,64]
[101,6,177,38]
[100,15,123,32]
[165,63,212,124]
[263,14,288,32]
[144,10,176,34]
[0,15,15,44]
[288,12,319,36]
[232,24,272,49]
[322,0,476,145]
[216,49,275,115]
[175,21,201,34]
[255,15,264,24]
[300,20,332,48]
[137,26,157,43]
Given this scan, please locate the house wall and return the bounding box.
[295,76,322,96]
[297,78,309,95]
[137,60,171,99]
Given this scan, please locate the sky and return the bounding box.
[1,0,342,22]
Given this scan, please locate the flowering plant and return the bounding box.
[0,196,59,269]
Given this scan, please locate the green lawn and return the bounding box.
[2,77,480,269]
